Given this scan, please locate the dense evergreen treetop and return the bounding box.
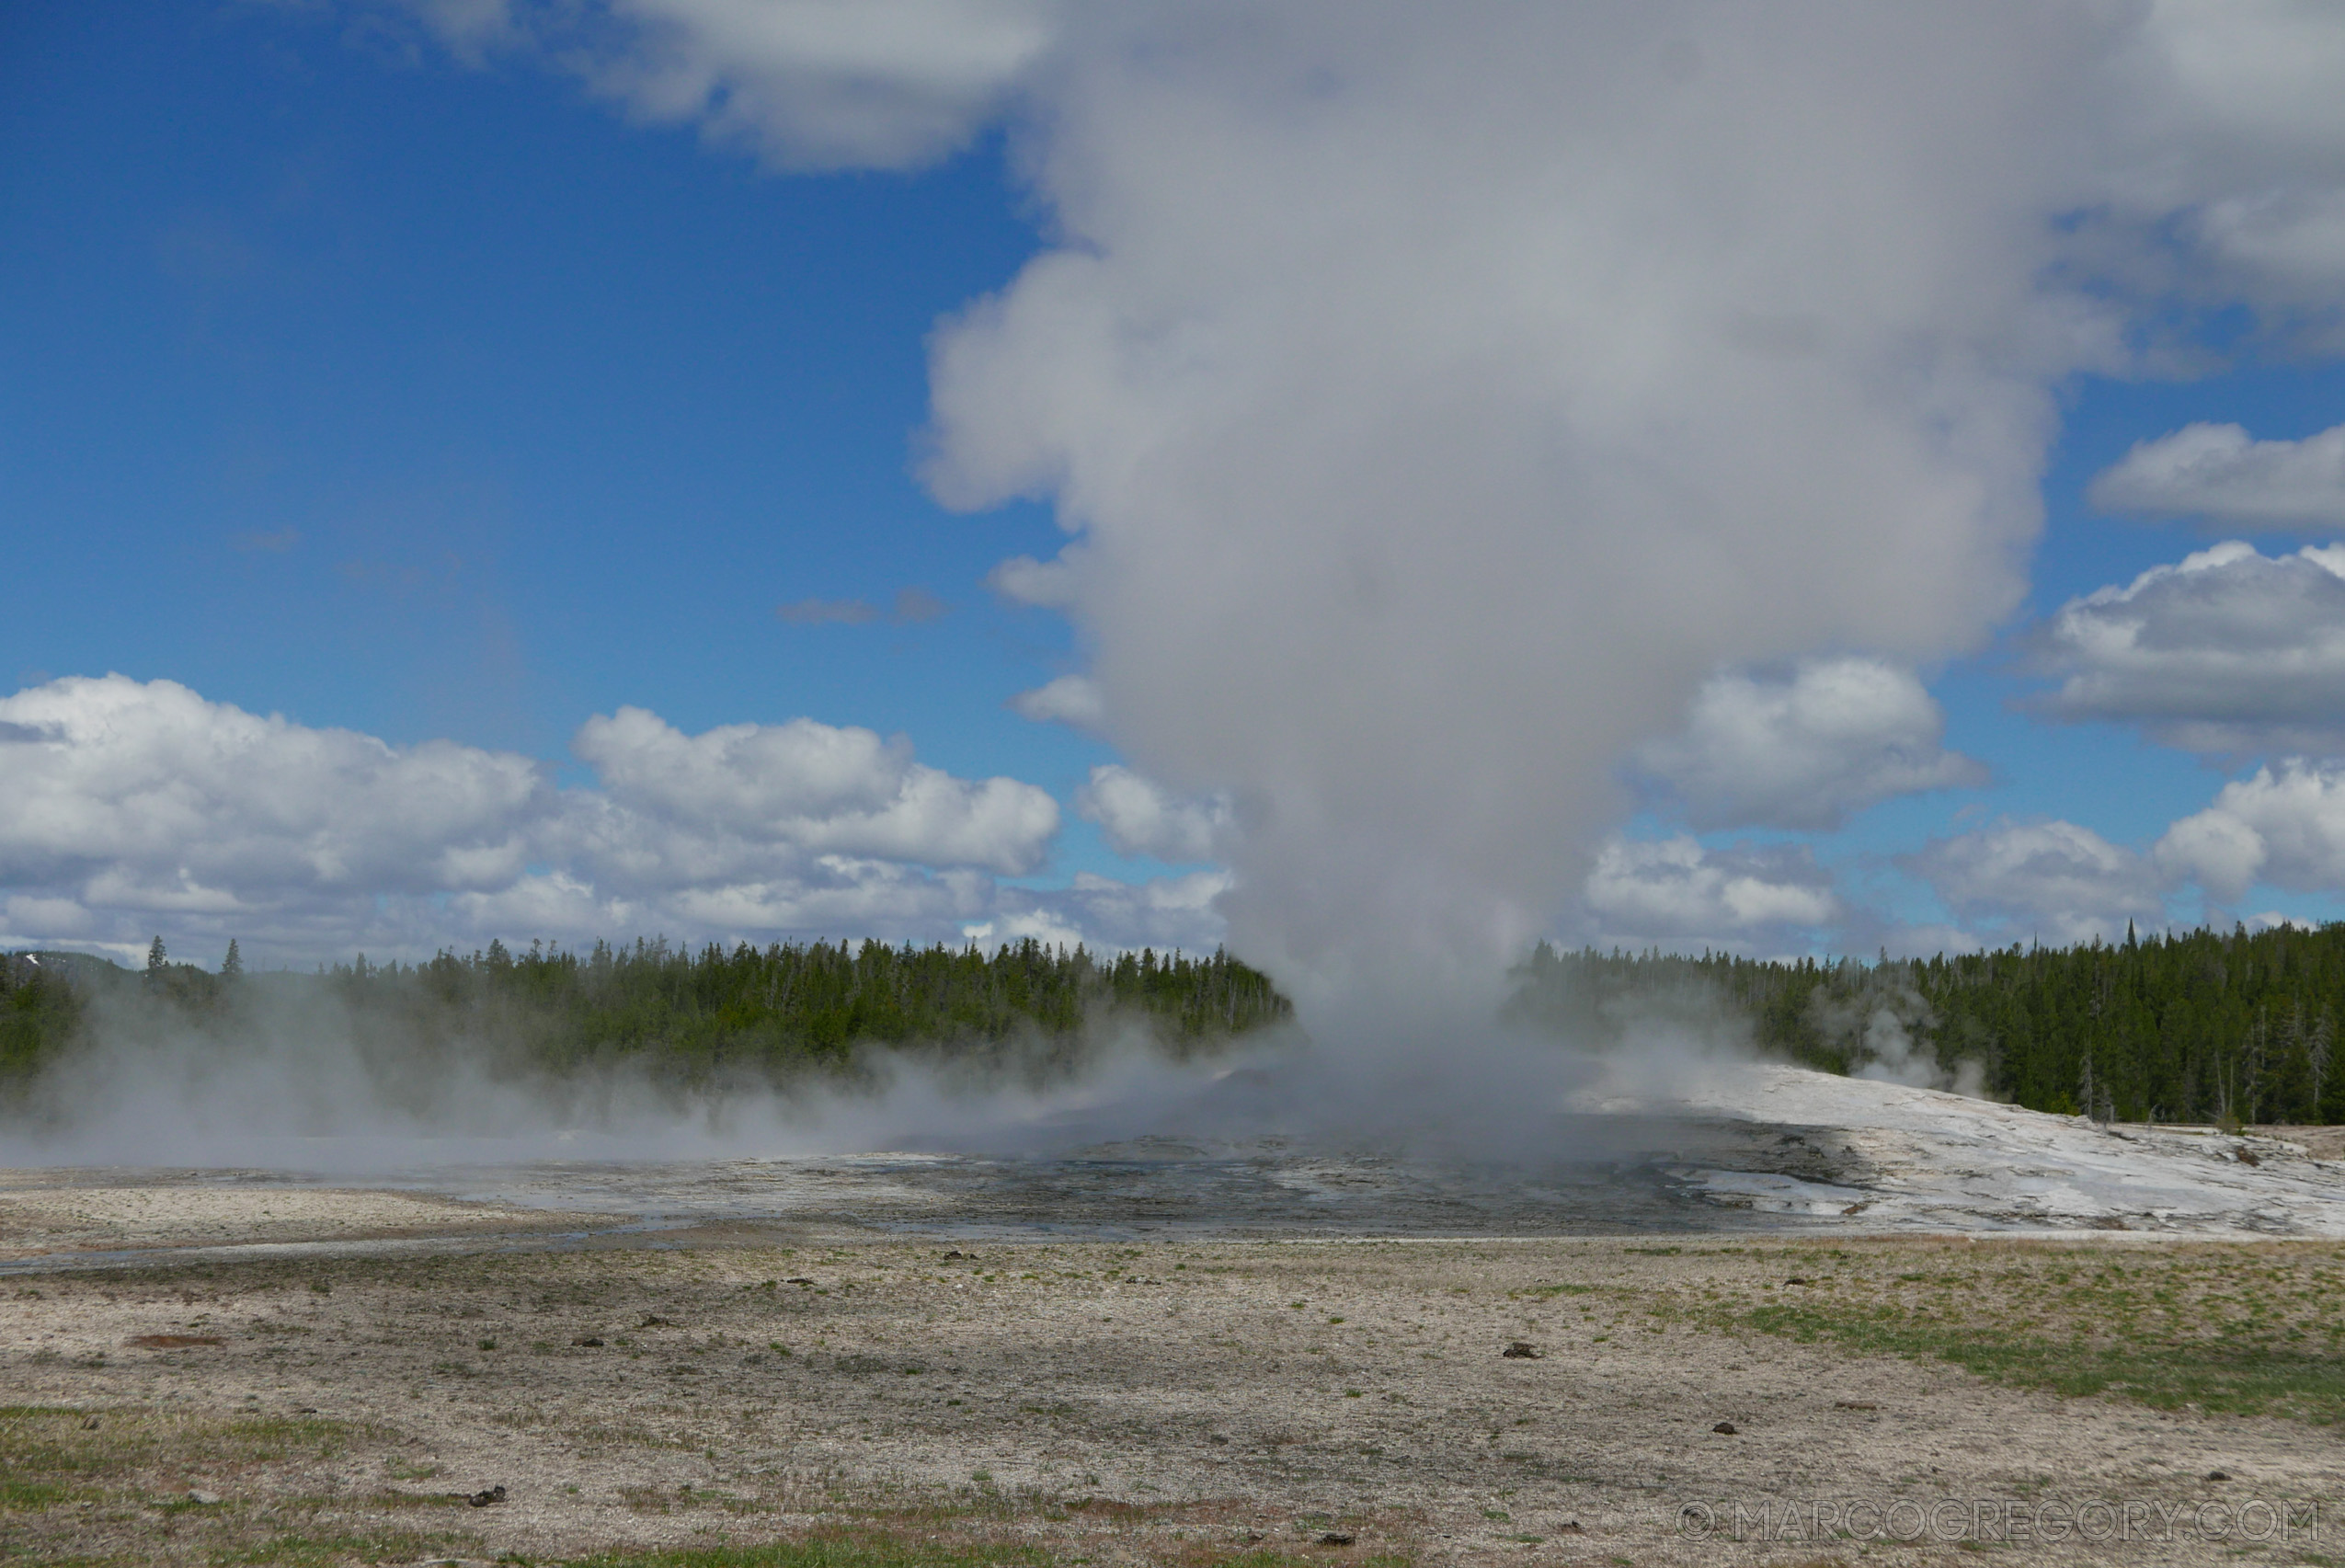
[0,936,1291,1086]
[14,921,2345,1126]
[1512,921,2345,1125]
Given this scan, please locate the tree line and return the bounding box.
[1512,921,2345,1125]
[0,935,1293,1088]
[19,921,2345,1124]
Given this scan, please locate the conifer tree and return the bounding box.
[222,939,243,979]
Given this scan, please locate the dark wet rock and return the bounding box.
[2208,1470,2231,1482]
[1712,1421,1738,1435]
[1501,1341,1540,1358]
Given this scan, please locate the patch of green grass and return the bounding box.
[1195,1554,1410,1568]
[203,1525,479,1565]
[1748,1300,2345,1420]
[0,1406,362,1483]
[1718,1243,2345,1425]
[0,1480,89,1510]
[565,1533,1053,1568]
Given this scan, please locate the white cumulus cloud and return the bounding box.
[1075,764,1230,864]
[0,674,544,909]
[1580,836,1839,944]
[1637,658,1985,830]
[2088,421,2345,529]
[1908,819,2168,946]
[2030,541,2345,757]
[985,552,1082,611]
[1007,674,1104,730]
[2156,761,2345,901]
[408,0,1058,169]
[0,677,1100,965]
[573,705,1057,876]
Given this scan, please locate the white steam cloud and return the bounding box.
[204,4,2345,1000]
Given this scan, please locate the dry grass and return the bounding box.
[6,1232,2342,1564]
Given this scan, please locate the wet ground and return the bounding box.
[0,1120,1809,1276]
[9,1060,2345,1277]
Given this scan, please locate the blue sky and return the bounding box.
[8,4,2345,975]
[5,3,1081,777]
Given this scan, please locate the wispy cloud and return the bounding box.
[776,586,949,626]
[2089,422,2345,531]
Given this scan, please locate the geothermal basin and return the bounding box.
[6,1063,2345,1567]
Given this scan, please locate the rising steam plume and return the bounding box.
[17,5,2345,1160]
[905,3,2345,1008]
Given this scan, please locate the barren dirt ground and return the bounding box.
[5,1182,2345,1567]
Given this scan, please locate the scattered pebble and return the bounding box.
[188,1490,222,1505]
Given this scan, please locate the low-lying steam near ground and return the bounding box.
[7,935,2345,1249]
[0,944,1673,1181]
